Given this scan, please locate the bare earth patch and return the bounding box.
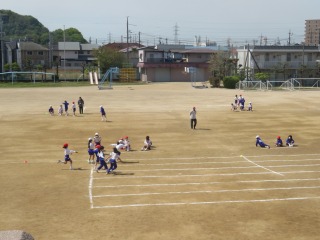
[0,83,319,240]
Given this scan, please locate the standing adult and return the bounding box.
[78,97,84,114]
[190,107,197,129]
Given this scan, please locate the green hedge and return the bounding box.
[223,76,240,89]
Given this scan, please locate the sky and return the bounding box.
[1,0,320,46]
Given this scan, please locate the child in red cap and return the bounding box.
[58,143,78,170]
[275,136,283,147]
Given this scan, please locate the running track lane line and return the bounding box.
[92,196,320,209]
[241,155,284,176]
[89,167,94,209]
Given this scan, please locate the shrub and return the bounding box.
[208,76,221,88]
[223,76,240,89]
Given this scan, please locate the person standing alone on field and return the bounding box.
[78,97,84,114]
[190,107,197,129]
[100,105,106,121]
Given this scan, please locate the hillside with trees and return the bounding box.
[0,10,88,45]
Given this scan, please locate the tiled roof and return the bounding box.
[18,42,48,51]
[103,42,144,51]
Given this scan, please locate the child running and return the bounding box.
[106,147,123,174]
[255,135,270,149]
[93,145,100,170]
[57,143,78,170]
[96,145,108,173]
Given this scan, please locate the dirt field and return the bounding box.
[0,83,319,240]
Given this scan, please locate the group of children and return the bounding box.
[49,100,77,117]
[57,133,153,172]
[231,94,252,111]
[86,134,152,173]
[48,100,107,122]
[256,135,295,149]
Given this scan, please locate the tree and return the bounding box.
[209,51,230,81]
[51,28,88,44]
[0,10,88,45]
[4,62,20,72]
[254,72,270,81]
[94,47,125,73]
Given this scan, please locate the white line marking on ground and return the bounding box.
[119,166,259,172]
[89,167,94,209]
[120,158,320,167]
[93,172,274,180]
[241,155,284,176]
[117,163,320,172]
[93,186,320,198]
[93,170,320,180]
[92,196,320,209]
[267,164,320,168]
[123,154,320,162]
[94,178,320,189]
[245,153,320,158]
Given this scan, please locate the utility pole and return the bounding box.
[0,17,4,74]
[63,25,66,81]
[126,16,129,63]
[138,32,141,46]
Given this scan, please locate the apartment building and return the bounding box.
[305,19,320,46]
[238,45,320,80]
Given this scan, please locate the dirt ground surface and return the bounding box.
[0,82,319,240]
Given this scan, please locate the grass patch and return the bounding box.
[0,81,146,88]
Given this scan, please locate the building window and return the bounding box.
[265,53,269,62]
[38,51,43,55]
[286,53,291,62]
[308,53,312,61]
[27,51,32,55]
[87,51,90,54]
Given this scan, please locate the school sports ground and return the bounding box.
[0,82,319,240]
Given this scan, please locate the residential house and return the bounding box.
[102,42,144,67]
[55,42,100,69]
[137,44,227,82]
[5,41,49,71]
[237,45,320,80]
